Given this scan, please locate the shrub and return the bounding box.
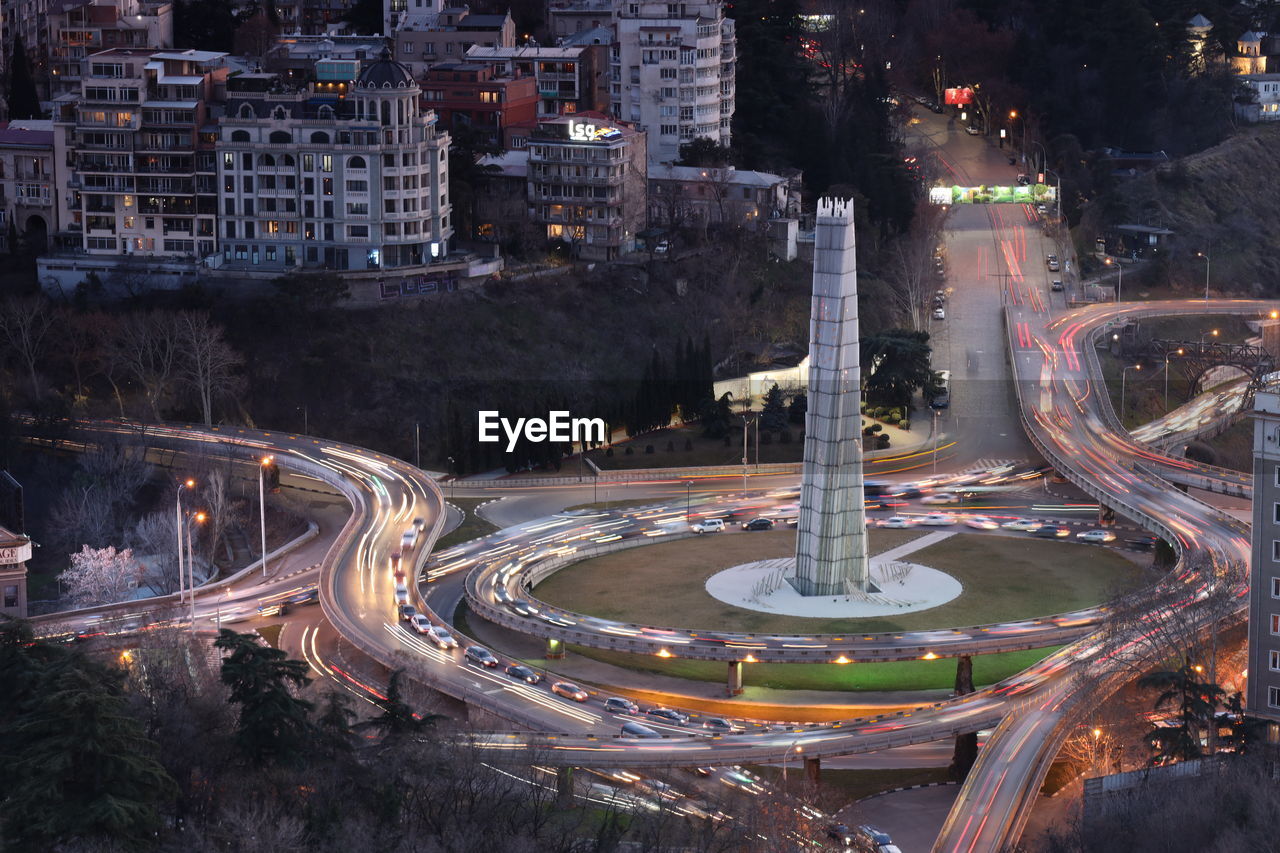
[862,426,876,437]
[877,434,891,449]
[625,446,634,455]
[645,444,655,454]
[899,419,910,430]
[870,423,883,433]
[780,429,792,444]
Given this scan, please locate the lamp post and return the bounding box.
[1030,140,1062,223]
[1200,328,1219,347]
[1164,348,1183,411]
[1121,364,1141,423]
[298,405,308,434]
[258,456,273,577]
[740,414,755,492]
[1197,250,1210,301]
[1104,257,1122,302]
[447,456,455,501]
[175,478,194,600]
[185,510,205,629]
[685,481,692,524]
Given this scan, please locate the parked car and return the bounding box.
[604,696,640,715]
[409,613,432,635]
[1051,279,1064,292]
[504,664,541,684]
[398,604,416,622]
[653,239,671,255]
[880,516,915,528]
[852,825,902,853]
[1047,255,1060,272]
[933,306,946,320]
[1036,203,1048,215]
[964,515,999,530]
[646,708,689,727]
[965,125,982,135]
[1033,524,1072,538]
[1076,529,1117,544]
[621,722,663,738]
[1001,518,1042,531]
[1126,535,1160,551]
[1016,173,1031,185]
[464,645,499,668]
[428,625,459,650]
[691,518,725,534]
[921,492,960,505]
[825,823,852,844]
[742,517,774,531]
[920,513,955,526]
[551,681,589,702]
[703,717,741,734]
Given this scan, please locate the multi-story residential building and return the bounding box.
[263,34,388,78]
[51,48,226,261]
[393,5,516,77]
[527,112,645,260]
[47,0,173,97]
[215,49,452,273]
[613,0,734,163]
[420,62,537,149]
[464,44,609,118]
[1237,74,1280,122]
[1248,381,1280,727]
[547,0,612,42]
[647,163,799,227]
[0,120,59,252]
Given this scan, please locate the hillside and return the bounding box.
[1075,123,1280,298]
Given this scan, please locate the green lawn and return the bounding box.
[433,498,499,550]
[533,530,1144,634]
[535,644,1061,692]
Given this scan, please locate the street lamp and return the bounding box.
[1197,250,1210,301]
[1121,364,1141,423]
[175,478,194,601]
[1104,257,1122,302]
[1200,328,1219,347]
[447,456,455,501]
[185,510,206,629]
[1164,348,1183,411]
[1030,140,1063,223]
[686,481,692,524]
[258,456,273,577]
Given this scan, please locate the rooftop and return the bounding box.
[649,163,789,188]
[0,122,54,147]
[467,45,589,60]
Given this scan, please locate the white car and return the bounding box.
[401,529,418,551]
[691,518,725,534]
[965,126,982,135]
[933,307,946,320]
[409,613,432,635]
[394,581,410,605]
[921,492,959,505]
[1001,518,1042,531]
[919,513,954,526]
[880,516,915,528]
[428,625,458,649]
[1076,529,1117,544]
[965,515,999,530]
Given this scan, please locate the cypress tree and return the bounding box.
[7,37,41,120]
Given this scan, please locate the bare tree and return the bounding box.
[105,311,184,420]
[884,201,948,330]
[199,468,239,569]
[0,294,56,399]
[177,311,244,426]
[130,510,180,595]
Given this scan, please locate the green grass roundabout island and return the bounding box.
[530,529,1148,693]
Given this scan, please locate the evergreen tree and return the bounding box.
[788,392,807,426]
[215,629,314,767]
[760,383,787,432]
[360,670,441,747]
[314,691,360,759]
[7,37,41,120]
[861,329,934,408]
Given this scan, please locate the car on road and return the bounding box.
[1001,518,1042,531]
[398,604,416,622]
[464,645,499,668]
[1033,524,1071,538]
[1051,279,1064,292]
[646,708,689,727]
[920,513,955,526]
[1076,529,1117,544]
[621,722,663,738]
[504,664,540,683]
[690,518,725,534]
[825,823,852,844]
[509,599,540,617]
[1126,535,1160,551]
[551,681,590,702]
[394,580,410,606]
[389,551,402,574]
[1016,173,1031,186]
[412,517,426,531]
[428,625,459,650]
[880,516,915,528]
[604,696,640,715]
[852,825,902,853]
[964,515,999,530]
[935,288,946,302]
[1047,254,1060,272]
[702,717,741,734]
[921,492,960,505]
[742,517,774,531]
[965,125,982,135]
[401,529,418,551]
[1036,203,1048,216]
[409,613,432,635]
[933,306,946,320]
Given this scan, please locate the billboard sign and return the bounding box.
[944,87,974,105]
[929,184,1058,205]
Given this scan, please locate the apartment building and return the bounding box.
[648,163,799,227]
[465,44,609,119]
[393,5,516,77]
[547,0,612,42]
[47,0,173,97]
[420,62,537,149]
[527,112,645,260]
[51,48,226,261]
[5,0,52,87]
[1248,384,1280,725]
[215,49,452,273]
[613,0,734,163]
[0,120,59,252]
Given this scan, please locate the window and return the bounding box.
[269,130,291,144]
[231,130,250,142]
[1275,465,1280,487]
[310,131,329,144]
[266,246,277,262]
[1271,650,1280,672]
[1274,540,1280,562]
[2,585,16,608]
[1272,613,1280,635]
[322,155,333,173]
[479,91,498,104]
[1273,577,1280,598]
[346,202,369,215]
[660,124,677,136]
[402,41,414,54]
[660,67,677,80]
[1271,686,1280,709]
[348,155,367,170]
[223,152,234,169]
[323,178,333,196]
[345,180,369,193]
[1275,502,1280,524]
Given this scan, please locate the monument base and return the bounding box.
[786,575,880,597]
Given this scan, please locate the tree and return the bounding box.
[0,638,174,849]
[359,670,442,747]
[1138,663,1224,764]
[129,511,180,595]
[700,392,734,439]
[861,328,934,407]
[60,545,141,607]
[0,294,56,400]
[760,383,787,432]
[105,311,185,420]
[177,310,244,425]
[214,629,314,767]
[676,138,734,167]
[788,392,807,425]
[271,270,351,316]
[6,36,41,120]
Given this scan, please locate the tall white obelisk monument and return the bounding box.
[789,197,872,596]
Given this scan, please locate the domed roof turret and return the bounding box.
[357,47,414,90]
